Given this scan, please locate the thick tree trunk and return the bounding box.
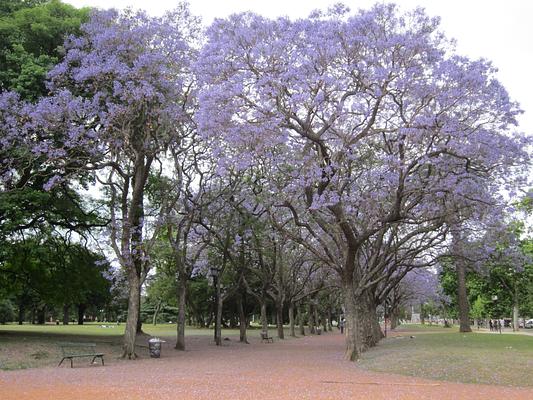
[308,303,316,334]
[276,301,284,339]
[327,309,332,332]
[237,292,248,344]
[343,287,379,360]
[122,271,141,359]
[298,304,305,336]
[77,304,85,325]
[175,272,187,350]
[390,308,399,330]
[288,302,296,337]
[343,289,360,361]
[63,304,70,325]
[368,302,384,343]
[215,294,223,346]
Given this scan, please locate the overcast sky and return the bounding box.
[65,0,533,135]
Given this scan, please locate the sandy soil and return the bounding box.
[1,332,532,400]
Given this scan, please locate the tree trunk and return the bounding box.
[451,226,472,333]
[260,299,268,333]
[77,304,85,325]
[37,306,46,325]
[343,287,378,360]
[215,292,223,346]
[456,259,472,333]
[390,307,399,330]
[122,271,141,359]
[512,294,519,332]
[308,303,316,334]
[237,292,248,344]
[18,300,24,325]
[288,302,296,337]
[276,301,284,339]
[152,299,161,326]
[175,272,187,350]
[327,309,332,332]
[343,288,360,361]
[298,303,305,336]
[63,304,70,325]
[136,284,144,334]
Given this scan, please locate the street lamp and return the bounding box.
[209,266,221,345]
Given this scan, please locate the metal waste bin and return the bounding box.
[148,338,165,358]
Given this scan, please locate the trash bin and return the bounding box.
[316,327,322,335]
[148,338,165,358]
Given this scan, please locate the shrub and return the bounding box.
[0,299,15,324]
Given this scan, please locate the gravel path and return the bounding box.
[1,333,532,400]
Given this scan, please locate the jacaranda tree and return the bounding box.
[197,4,530,360]
[38,5,199,358]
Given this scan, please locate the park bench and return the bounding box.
[260,331,274,343]
[58,342,104,368]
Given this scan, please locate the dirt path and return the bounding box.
[1,333,531,400]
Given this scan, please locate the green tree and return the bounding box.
[0,299,15,323]
[0,0,90,100]
[0,235,111,324]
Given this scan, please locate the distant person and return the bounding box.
[340,318,345,334]
[489,319,493,332]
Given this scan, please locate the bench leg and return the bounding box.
[70,358,73,368]
[58,357,65,367]
[91,356,105,366]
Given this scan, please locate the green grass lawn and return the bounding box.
[358,328,533,387]
[0,323,242,370]
[0,322,290,370]
[0,322,243,337]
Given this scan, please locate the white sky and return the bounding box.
[64,0,533,136]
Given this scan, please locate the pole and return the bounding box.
[213,274,219,344]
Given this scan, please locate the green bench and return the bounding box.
[58,342,105,368]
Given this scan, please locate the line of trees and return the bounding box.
[1,1,531,361]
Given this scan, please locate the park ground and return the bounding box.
[1,323,532,399]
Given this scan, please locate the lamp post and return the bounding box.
[209,266,221,345]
